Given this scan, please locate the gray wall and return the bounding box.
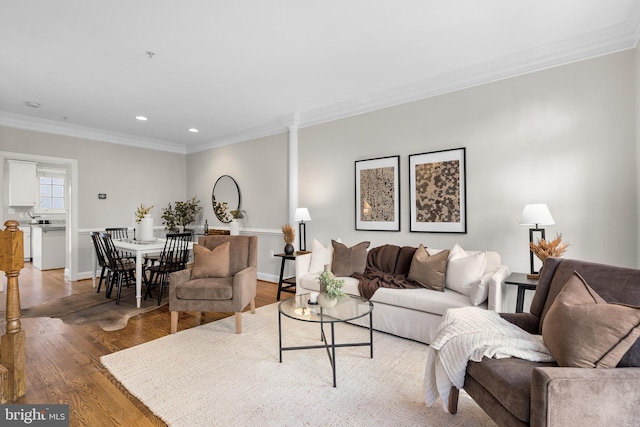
[186,132,289,281]
[298,50,637,273]
[1,49,638,302]
[0,126,187,277]
[188,50,638,310]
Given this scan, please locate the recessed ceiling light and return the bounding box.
[136,116,148,121]
[26,101,40,108]
[188,128,199,133]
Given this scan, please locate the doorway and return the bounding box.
[0,151,79,282]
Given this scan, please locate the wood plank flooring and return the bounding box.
[0,263,281,426]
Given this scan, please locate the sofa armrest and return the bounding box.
[499,312,539,334]
[169,268,192,287]
[232,266,258,302]
[295,252,313,283]
[487,265,509,311]
[531,367,640,427]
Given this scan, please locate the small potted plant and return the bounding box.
[229,209,245,220]
[317,269,347,308]
[135,203,154,223]
[174,195,202,232]
[161,203,178,231]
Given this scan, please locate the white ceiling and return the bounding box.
[1,1,639,154]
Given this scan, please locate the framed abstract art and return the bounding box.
[409,147,466,233]
[355,155,400,231]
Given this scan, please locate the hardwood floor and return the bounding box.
[0,263,281,426]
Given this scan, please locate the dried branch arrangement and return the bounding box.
[530,233,569,262]
[282,224,295,244]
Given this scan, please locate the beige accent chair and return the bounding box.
[169,235,257,334]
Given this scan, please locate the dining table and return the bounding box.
[92,237,194,308]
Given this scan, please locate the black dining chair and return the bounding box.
[143,232,192,305]
[106,227,135,261]
[100,232,137,305]
[90,231,112,296]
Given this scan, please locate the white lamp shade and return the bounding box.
[519,204,555,226]
[294,207,311,222]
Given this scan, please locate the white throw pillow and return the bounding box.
[445,244,487,297]
[469,271,493,306]
[308,239,333,274]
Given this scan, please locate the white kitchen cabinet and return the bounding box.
[31,225,65,270]
[8,160,37,207]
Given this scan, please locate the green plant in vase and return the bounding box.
[174,195,202,231]
[135,203,154,223]
[161,203,178,230]
[229,209,245,220]
[317,269,346,307]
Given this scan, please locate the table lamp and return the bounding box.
[519,204,555,278]
[294,208,311,252]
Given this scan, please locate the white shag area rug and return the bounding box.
[101,303,495,426]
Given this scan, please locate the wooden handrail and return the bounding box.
[0,220,26,402]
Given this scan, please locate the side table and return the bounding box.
[504,272,538,313]
[274,251,309,300]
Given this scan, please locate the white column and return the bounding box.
[284,113,301,227]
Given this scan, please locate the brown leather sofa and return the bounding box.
[450,257,640,426]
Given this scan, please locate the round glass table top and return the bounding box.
[278,293,373,323]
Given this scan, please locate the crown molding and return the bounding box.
[188,17,640,153]
[185,120,287,154]
[3,12,640,156]
[0,112,187,154]
[299,21,639,130]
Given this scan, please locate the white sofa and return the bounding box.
[295,242,509,344]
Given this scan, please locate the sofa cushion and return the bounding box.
[445,244,487,296]
[190,242,230,279]
[407,244,449,291]
[542,272,640,368]
[466,357,557,423]
[308,239,332,274]
[331,240,370,276]
[370,287,479,316]
[175,277,233,300]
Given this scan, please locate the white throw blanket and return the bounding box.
[424,307,554,412]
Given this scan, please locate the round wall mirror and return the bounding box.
[212,175,241,223]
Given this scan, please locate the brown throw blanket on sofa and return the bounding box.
[353,244,420,300]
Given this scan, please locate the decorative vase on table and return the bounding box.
[230,219,240,236]
[284,243,294,255]
[317,292,338,308]
[139,216,154,241]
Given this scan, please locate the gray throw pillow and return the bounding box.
[331,240,370,276]
[542,272,640,368]
[407,244,449,291]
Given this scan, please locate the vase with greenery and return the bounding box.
[161,203,178,230]
[317,268,346,308]
[282,224,295,255]
[161,196,202,232]
[229,209,246,220]
[134,203,154,223]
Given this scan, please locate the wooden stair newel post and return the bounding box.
[0,220,26,402]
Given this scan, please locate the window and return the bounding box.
[36,168,66,213]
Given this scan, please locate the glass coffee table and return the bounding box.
[278,293,374,387]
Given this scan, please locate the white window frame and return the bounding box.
[34,167,67,214]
